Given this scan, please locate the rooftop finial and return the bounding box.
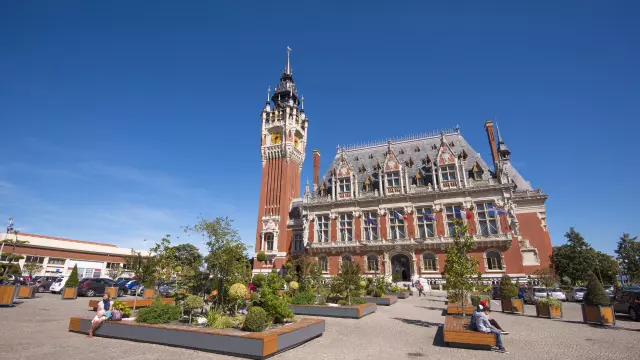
[267,87,271,102]
[285,46,292,75]
[496,121,504,143]
[301,94,305,110]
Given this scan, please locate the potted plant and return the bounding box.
[62,264,79,299]
[106,264,124,298]
[499,274,524,314]
[581,272,615,325]
[536,297,563,318]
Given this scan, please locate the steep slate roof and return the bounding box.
[318,128,532,192]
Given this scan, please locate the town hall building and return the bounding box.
[253,50,552,286]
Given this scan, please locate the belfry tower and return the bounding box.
[254,48,308,270]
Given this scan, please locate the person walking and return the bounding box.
[89,293,113,338]
[416,281,425,297]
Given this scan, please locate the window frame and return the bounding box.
[317,256,329,273]
[445,205,464,236]
[366,254,379,272]
[388,209,406,240]
[476,202,499,236]
[264,233,275,251]
[386,171,400,188]
[25,256,45,264]
[338,177,351,194]
[293,233,304,252]
[362,211,379,241]
[339,214,354,242]
[316,215,330,243]
[485,250,504,271]
[422,253,438,272]
[415,207,435,239]
[47,258,66,265]
[440,164,457,181]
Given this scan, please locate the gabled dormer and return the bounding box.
[383,141,403,195]
[335,150,354,200]
[436,134,460,189]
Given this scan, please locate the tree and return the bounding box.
[185,217,249,309]
[256,251,267,267]
[551,228,595,285]
[441,218,482,316]
[125,249,156,310]
[532,268,558,288]
[330,261,363,305]
[615,233,640,283]
[149,235,178,285]
[584,271,610,306]
[65,264,80,288]
[592,251,619,285]
[172,243,203,272]
[1,230,28,278]
[499,274,518,299]
[106,264,124,281]
[23,261,44,281]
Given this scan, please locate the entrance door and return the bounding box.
[391,254,411,282]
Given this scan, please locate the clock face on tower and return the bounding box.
[294,136,300,149]
[271,133,282,144]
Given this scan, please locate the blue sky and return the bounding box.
[0,1,638,254]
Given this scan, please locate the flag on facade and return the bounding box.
[423,212,437,222]
[454,208,472,219]
[6,217,14,232]
[394,211,408,221]
[487,204,507,217]
[366,214,377,227]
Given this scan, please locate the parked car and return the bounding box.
[491,286,500,300]
[548,288,566,301]
[33,276,62,293]
[2,274,26,285]
[613,288,640,321]
[567,287,587,302]
[126,280,141,295]
[159,281,182,298]
[49,276,69,293]
[525,287,549,304]
[603,285,615,301]
[77,278,127,297]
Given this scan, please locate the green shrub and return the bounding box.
[290,291,316,305]
[112,300,132,318]
[207,312,236,329]
[536,297,562,310]
[499,274,518,299]
[337,299,348,306]
[183,294,205,314]
[65,264,80,288]
[389,285,408,293]
[243,306,269,332]
[261,292,294,323]
[257,252,267,263]
[584,272,610,306]
[373,289,384,298]
[470,294,491,308]
[253,273,267,288]
[136,300,181,324]
[351,297,365,305]
[289,281,299,290]
[250,292,260,304]
[284,274,292,283]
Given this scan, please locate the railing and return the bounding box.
[512,189,544,198]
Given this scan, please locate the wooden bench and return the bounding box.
[443,315,496,348]
[446,303,474,315]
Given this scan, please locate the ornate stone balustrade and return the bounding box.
[512,188,545,199]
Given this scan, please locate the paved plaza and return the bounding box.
[1,292,638,360]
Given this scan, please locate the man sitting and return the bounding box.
[471,304,508,353]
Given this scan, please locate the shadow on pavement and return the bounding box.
[392,317,442,328]
[432,325,446,347]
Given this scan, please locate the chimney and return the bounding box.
[313,149,321,190]
[484,120,499,170]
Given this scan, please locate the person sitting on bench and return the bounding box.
[478,300,509,335]
[471,305,508,353]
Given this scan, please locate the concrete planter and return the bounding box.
[0,285,18,306]
[68,316,325,359]
[89,298,175,310]
[386,292,409,299]
[17,285,36,299]
[288,303,376,319]
[500,298,524,314]
[62,287,78,300]
[363,295,397,306]
[142,288,155,299]
[106,287,118,299]
[536,303,563,319]
[581,304,615,326]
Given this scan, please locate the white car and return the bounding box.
[49,276,69,294]
[525,287,549,304]
[548,288,566,301]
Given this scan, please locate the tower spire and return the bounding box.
[272,46,298,107]
[267,87,271,103]
[496,121,504,143]
[285,46,292,75]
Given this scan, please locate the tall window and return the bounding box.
[389,209,406,240]
[339,214,353,242]
[318,257,329,272]
[363,212,379,241]
[422,253,437,271]
[341,254,352,263]
[293,233,304,251]
[440,165,457,181]
[486,251,503,270]
[445,205,462,236]
[338,177,351,194]
[386,171,400,187]
[264,233,274,251]
[476,202,499,236]
[416,208,435,238]
[316,215,330,242]
[25,256,45,264]
[367,255,379,272]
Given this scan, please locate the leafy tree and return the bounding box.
[106,263,124,281]
[499,274,518,299]
[229,283,248,313]
[551,228,595,285]
[532,268,558,288]
[442,218,482,315]
[584,271,610,306]
[23,261,43,281]
[615,233,640,283]
[253,269,293,322]
[185,217,249,309]
[1,230,28,278]
[125,250,156,309]
[286,255,323,293]
[592,251,619,285]
[149,235,178,285]
[172,243,203,271]
[65,264,80,288]
[252,273,267,288]
[330,261,363,305]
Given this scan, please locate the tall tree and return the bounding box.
[23,261,44,280]
[615,233,640,283]
[106,263,124,281]
[149,235,177,284]
[185,217,249,308]
[531,268,558,288]
[1,230,28,278]
[551,228,595,285]
[442,218,482,315]
[172,243,203,271]
[592,251,619,285]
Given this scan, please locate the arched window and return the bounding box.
[264,233,274,251]
[367,255,379,272]
[317,256,328,273]
[422,253,438,272]
[486,251,503,270]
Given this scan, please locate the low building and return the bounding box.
[0,232,148,278]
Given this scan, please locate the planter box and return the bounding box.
[89,298,175,310]
[386,292,409,299]
[363,295,397,306]
[536,304,563,319]
[68,316,325,359]
[447,303,474,315]
[581,304,616,326]
[288,303,376,319]
[143,289,154,299]
[106,287,118,299]
[0,285,18,306]
[62,287,78,300]
[500,298,524,314]
[17,285,36,299]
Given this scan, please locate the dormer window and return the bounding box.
[471,162,483,180]
[440,165,456,181]
[363,177,373,192]
[338,177,351,194]
[386,171,400,188]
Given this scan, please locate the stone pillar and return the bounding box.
[432,165,438,190]
[313,150,320,190]
[399,166,405,194]
[379,173,384,196]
